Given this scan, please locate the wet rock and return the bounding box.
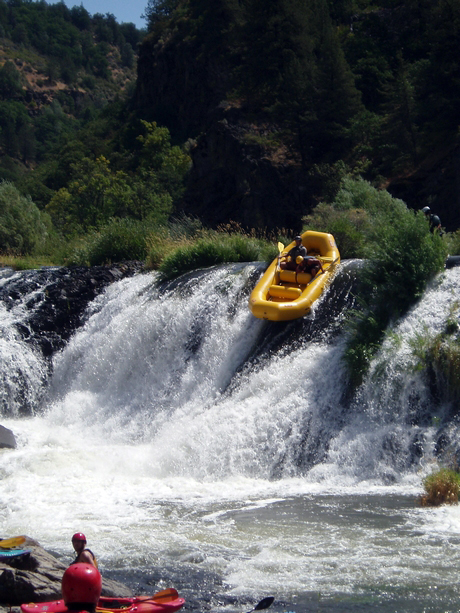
[0,537,132,606]
[0,425,16,449]
[0,263,144,357]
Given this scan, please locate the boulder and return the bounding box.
[0,425,16,449]
[0,537,131,607]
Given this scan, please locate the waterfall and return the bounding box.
[1,261,458,482]
[0,269,49,416]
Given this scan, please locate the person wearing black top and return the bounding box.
[280,236,307,271]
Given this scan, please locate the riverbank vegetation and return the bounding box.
[421,468,460,506]
[304,177,448,385]
[409,304,460,407]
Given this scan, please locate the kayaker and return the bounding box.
[280,235,307,271]
[422,206,442,234]
[71,533,98,568]
[62,562,102,613]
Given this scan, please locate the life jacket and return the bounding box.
[72,548,98,569]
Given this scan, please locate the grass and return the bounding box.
[156,229,279,280]
[0,217,285,276]
[0,255,58,270]
[420,468,460,506]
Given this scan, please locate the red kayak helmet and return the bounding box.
[62,563,102,605]
[72,532,86,542]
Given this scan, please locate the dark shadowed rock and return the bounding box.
[0,537,131,607]
[0,425,16,449]
[0,263,144,358]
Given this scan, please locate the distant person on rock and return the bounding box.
[71,533,98,568]
[280,236,308,271]
[422,206,442,234]
[62,563,102,613]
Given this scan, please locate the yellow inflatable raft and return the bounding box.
[248,230,340,321]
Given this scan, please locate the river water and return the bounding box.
[1,264,460,612]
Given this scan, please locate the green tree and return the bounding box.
[0,61,23,99]
[240,0,362,164]
[0,100,31,158]
[143,0,181,29]
[0,181,50,254]
[129,172,173,223]
[46,155,131,234]
[136,120,191,201]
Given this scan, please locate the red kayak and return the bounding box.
[21,590,185,613]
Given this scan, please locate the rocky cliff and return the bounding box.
[135,33,313,232]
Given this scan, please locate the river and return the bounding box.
[1,264,460,612]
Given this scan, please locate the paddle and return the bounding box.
[0,535,26,549]
[245,596,275,613]
[317,255,340,264]
[273,241,285,284]
[151,589,179,603]
[96,589,180,612]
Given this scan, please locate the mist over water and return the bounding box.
[2,264,460,612]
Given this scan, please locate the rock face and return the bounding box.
[0,537,131,607]
[136,33,310,232]
[182,116,306,231]
[0,263,144,358]
[0,425,16,449]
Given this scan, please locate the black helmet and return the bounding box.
[295,235,302,241]
[422,206,430,214]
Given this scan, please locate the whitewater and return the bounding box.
[2,263,460,612]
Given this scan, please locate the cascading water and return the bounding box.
[1,262,460,613]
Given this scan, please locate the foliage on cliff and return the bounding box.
[1,0,460,267]
[0,0,142,188]
[137,0,460,231]
[141,0,460,175]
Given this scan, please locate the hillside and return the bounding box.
[0,0,140,194]
[136,0,460,233]
[1,0,460,255]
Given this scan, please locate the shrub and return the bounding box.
[0,181,52,255]
[158,231,278,280]
[420,468,460,506]
[444,229,460,255]
[304,177,448,386]
[68,218,148,266]
[409,305,460,406]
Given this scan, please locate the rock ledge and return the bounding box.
[0,536,131,608]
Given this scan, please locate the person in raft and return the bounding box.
[280,235,307,271]
[71,533,98,568]
[62,563,102,613]
[295,253,324,279]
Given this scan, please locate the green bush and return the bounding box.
[158,232,278,280]
[0,181,52,255]
[444,229,460,255]
[68,218,148,266]
[304,177,448,386]
[303,176,410,258]
[421,468,460,506]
